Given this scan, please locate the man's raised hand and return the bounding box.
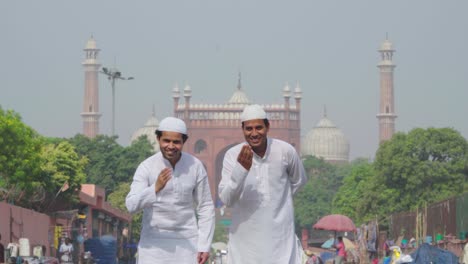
[155,167,172,193]
[237,144,253,170]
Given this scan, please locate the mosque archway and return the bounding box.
[194,139,207,154]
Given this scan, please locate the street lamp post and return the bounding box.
[100,67,134,136]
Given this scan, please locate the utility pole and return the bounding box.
[100,67,134,136]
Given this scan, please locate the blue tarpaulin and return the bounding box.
[409,243,458,264]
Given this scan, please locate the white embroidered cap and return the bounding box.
[157,117,187,135]
[240,104,267,122]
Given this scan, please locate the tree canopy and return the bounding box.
[294,155,349,228]
[333,127,468,225]
[0,107,43,205]
[332,159,380,224]
[39,141,87,211]
[0,107,86,210]
[68,134,154,194]
[374,127,468,211]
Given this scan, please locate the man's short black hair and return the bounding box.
[241,118,270,128]
[155,130,188,143]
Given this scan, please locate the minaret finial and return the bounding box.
[237,71,242,90]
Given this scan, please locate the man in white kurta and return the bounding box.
[126,117,215,264]
[219,105,307,264]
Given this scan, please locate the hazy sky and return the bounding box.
[1,1,467,160]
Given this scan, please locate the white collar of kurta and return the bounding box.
[161,152,184,172]
[252,138,271,161]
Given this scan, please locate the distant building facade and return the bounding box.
[0,185,130,260]
[171,75,302,204]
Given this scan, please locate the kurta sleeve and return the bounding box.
[194,165,215,252]
[287,146,307,195]
[218,149,249,207]
[125,163,159,214]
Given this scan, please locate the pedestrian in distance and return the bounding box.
[126,117,215,264]
[59,238,74,263]
[332,236,346,264]
[219,104,308,264]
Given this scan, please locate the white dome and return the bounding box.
[130,113,160,152]
[302,116,349,162]
[228,72,250,105]
[227,89,250,104]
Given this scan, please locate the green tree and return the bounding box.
[332,159,381,224]
[68,134,153,194]
[374,127,468,212]
[114,136,154,183]
[39,141,87,212]
[0,107,43,206]
[294,156,348,227]
[68,134,124,192]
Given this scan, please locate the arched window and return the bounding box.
[194,139,207,154]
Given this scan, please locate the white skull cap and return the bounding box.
[240,104,267,122]
[158,117,187,135]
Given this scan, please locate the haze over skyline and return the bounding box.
[2,1,467,160]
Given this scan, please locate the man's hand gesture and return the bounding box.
[237,144,253,170]
[155,168,172,193]
[197,252,209,264]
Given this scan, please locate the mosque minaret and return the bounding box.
[81,36,101,138]
[377,37,397,143]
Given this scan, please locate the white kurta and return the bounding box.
[219,138,307,264]
[463,242,468,264]
[126,152,215,264]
